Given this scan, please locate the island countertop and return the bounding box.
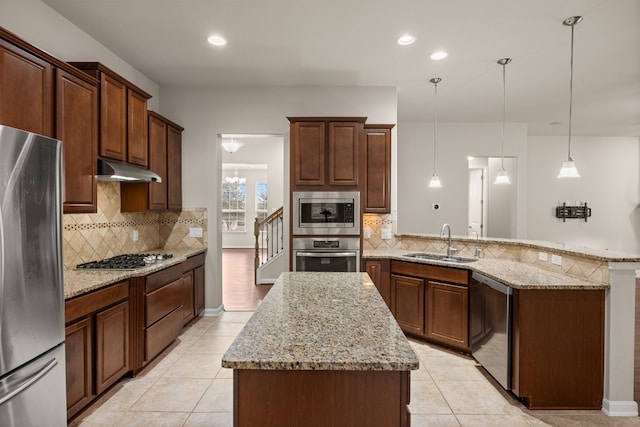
[222,272,419,371]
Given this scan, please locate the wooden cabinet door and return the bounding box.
[391,274,425,336]
[127,89,149,167]
[167,125,183,210]
[65,317,93,419]
[148,113,168,210]
[95,301,129,395]
[182,271,195,324]
[426,281,469,350]
[292,121,325,186]
[328,121,359,186]
[0,39,54,136]
[363,126,392,213]
[99,73,127,161]
[194,265,205,315]
[364,259,391,309]
[57,69,98,214]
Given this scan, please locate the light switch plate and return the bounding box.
[551,254,563,265]
[189,227,203,238]
[132,230,139,242]
[538,252,548,262]
[381,228,392,240]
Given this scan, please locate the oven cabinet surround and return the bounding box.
[363,124,393,213]
[64,280,129,419]
[389,260,470,351]
[69,62,151,168]
[288,117,365,190]
[222,272,418,427]
[0,27,100,214]
[121,111,184,212]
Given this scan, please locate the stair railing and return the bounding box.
[254,206,284,284]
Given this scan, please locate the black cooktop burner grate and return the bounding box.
[76,253,173,270]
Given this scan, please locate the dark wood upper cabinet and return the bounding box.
[167,124,183,210]
[148,112,168,210]
[363,125,393,213]
[121,111,183,212]
[56,69,99,213]
[0,36,54,137]
[69,62,151,167]
[288,117,365,191]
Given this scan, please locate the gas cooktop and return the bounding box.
[76,253,174,270]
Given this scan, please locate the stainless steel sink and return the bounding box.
[403,253,477,264]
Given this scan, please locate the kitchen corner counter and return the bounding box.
[222,272,419,371]
[63,247,207,299]
[363,249,609,290]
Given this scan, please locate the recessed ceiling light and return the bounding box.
[207,34,227,46]
[397,35,416,45]
[430,51,448,60]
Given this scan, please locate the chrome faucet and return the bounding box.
[440,223,457,258]
[468,229,483,258]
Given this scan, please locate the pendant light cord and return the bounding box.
[567,23,575,160]
[433,81,438,174]
[501,61,506,168]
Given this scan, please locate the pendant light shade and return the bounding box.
[495,57,511,185]
[557,16,582,179]
[428,77,442,188]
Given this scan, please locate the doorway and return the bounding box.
[220,134,284,311]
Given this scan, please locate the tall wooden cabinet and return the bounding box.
[0,28,100,213]
[288,117,364,191]
[70,62,151,168]
[363,125,393,213]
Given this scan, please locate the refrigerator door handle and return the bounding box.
[0,358,58,405]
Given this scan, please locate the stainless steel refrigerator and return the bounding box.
[0,125,66,426]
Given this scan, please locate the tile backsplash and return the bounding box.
[63,182,207,268]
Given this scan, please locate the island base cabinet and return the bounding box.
[511,289,605,409]
[233,369,410,427]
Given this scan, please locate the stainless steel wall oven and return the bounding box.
[293,191,360,235]
[293,237,360,272]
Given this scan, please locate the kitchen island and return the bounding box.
[222,272,419,427]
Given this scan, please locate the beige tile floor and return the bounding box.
[70,312,639,427]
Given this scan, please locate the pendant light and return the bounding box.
[428,77,442,188]
[495,58,512,184]
[557,16,582,178]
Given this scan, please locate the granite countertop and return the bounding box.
[63,247,207,299]
[364,249,609,290]
[222,272,420,371]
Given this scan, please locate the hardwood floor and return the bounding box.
[222,248,272,311]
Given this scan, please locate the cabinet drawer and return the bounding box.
[145,278,183,326]
[181,252,205,272]
[146,263,182,293]
[65,280,128,323]
[145,307,183,362]
[391,261,468,285]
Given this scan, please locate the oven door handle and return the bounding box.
[295,252,357,258]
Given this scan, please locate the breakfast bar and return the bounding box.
[222,272,419,427]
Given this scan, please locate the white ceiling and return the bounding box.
[41,0,639,137]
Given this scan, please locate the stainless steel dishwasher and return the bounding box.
[470,271,513,390]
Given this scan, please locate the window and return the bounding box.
[222,176,246,232]
[256,182,268,222]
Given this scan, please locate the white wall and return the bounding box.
[527,136,640,253]
[0,0,160,109]
[397,122,528,238]
[160,85,397,311]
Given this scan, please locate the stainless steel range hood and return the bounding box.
[96,158,161,183]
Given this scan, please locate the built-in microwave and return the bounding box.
[292,191,360,235]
